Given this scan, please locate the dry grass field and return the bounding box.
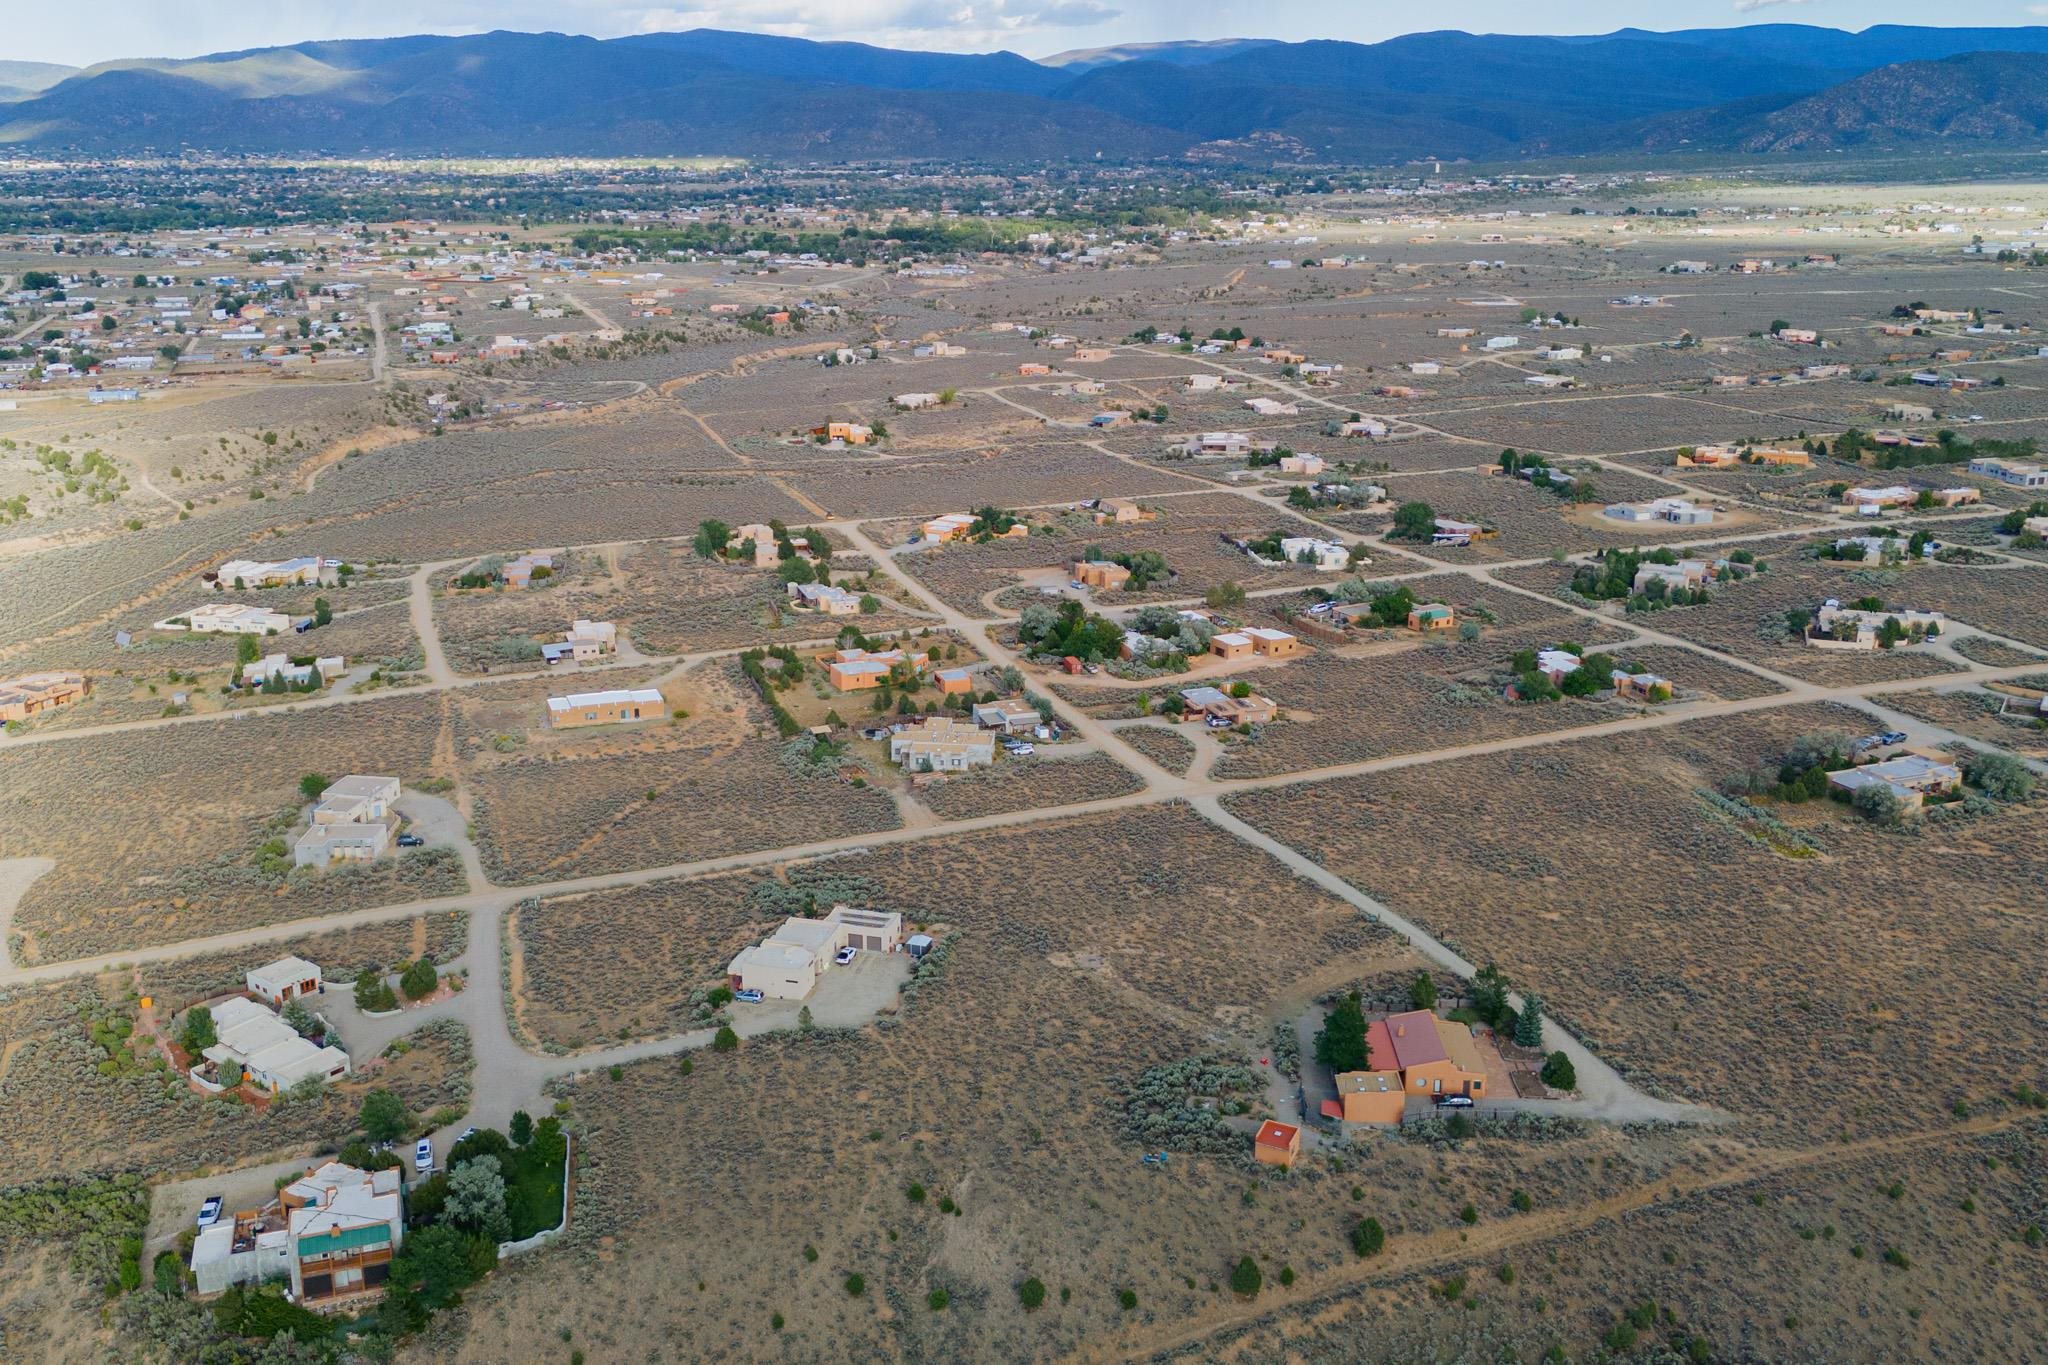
[1113,723,1198,775]
[1498,546,1984,686]
[915,752,1143,821]
[0,697,461,961]
[1877,684,2048,758]
[413,804,1523,1364]
[512,871,761,1049]
[431,542,929,666]
[1177,1122,2048,1364]
[16,201,2048,1365]
[0,969,472,1184]
[894,494,1342,614]
[460,664,902,884]
[1225,703,2046,1142]
[1204,637,1741,781]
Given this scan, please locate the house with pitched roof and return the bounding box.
[1364,1009,1489,1099]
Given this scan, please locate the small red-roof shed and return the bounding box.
[1253,1119,1301,1168]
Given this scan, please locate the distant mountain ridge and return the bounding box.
[7,25,2048,161]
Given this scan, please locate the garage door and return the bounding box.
[863,934,882,950]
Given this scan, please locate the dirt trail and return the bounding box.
[0,857,55,971]
[294,423,415,493]
[1098,1114,2026,1363]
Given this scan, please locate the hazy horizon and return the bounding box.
[8,3,2047,70]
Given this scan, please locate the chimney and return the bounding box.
[1395,1024,1406,1038]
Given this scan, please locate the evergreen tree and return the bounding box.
[1313,991,1371,1073]
[179,1006,217,1056]
[1409,972,1437,1011]
[1513,993,1545,1049]
[1230,1256,1263,1297]
[400,956,439,1000]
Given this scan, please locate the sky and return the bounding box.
[8,0,2048,68]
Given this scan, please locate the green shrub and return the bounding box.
[1353,1217,1386,1258]
[845,1274,865,1296]
[928,1288,949,1311]
[1119,1289,1138,1310]
[1229,1256,1262,1297]
[1018,1277,1046,1309]
[713,1026,738,1052]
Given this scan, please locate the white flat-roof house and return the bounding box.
[1278,536,1351,571]
[296,775,399,867]
[208,556,341,591]
[1969,456,2048,488]
[294,819,391,867]
[161,603,292,635]
[191,1161,404,1307]
[1603,497,1713,526]
[1183,431,1254,457]
[1827,754,1962,810]
[201,996,350,1093]
[243,653,343,688]
[726,905,908,1000]
[246,956,322,1006]
[314,775,399,825]
[544,618,618,663]
[1811,597,1945,649]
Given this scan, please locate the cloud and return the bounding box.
[1731,0,1813,10]
[629,0,1119,43]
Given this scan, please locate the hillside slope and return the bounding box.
[8,26,2048,161]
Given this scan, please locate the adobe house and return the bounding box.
[1407,604,1456,632]
[1209,631,1255,661]
[1333,1069,1406,1124]
[1366,1010,1488,1099]
[1071,560,1132,590]
[1242,627,1301,657]
[1253,1119,1301,1169]
[545,687,666,728]
[0,671,90,723]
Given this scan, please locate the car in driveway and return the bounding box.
[396,833,425,848]
[414,1138,434,1173]
[834,945,858,966]
[1005,742,1035,757]
[734,988,764,1004]
[197,1195,224,1229]
[1434,1094,1476,1109]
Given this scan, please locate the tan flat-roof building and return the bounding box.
[1334,1069,1406,1124]
[828,647,911,691]
[889,717,996,771]
[1210,632,1254,661]
[546,687,665,728]
[1242,626,1301,657]
[0,671,89,723]
[1072,560,1131,590]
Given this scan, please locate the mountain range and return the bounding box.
[4,25,2048,162]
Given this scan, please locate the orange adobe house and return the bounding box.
[1253,1119,1302,1168]
[1366,1009,1488,1100]
[1333,1069,1406,1124]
